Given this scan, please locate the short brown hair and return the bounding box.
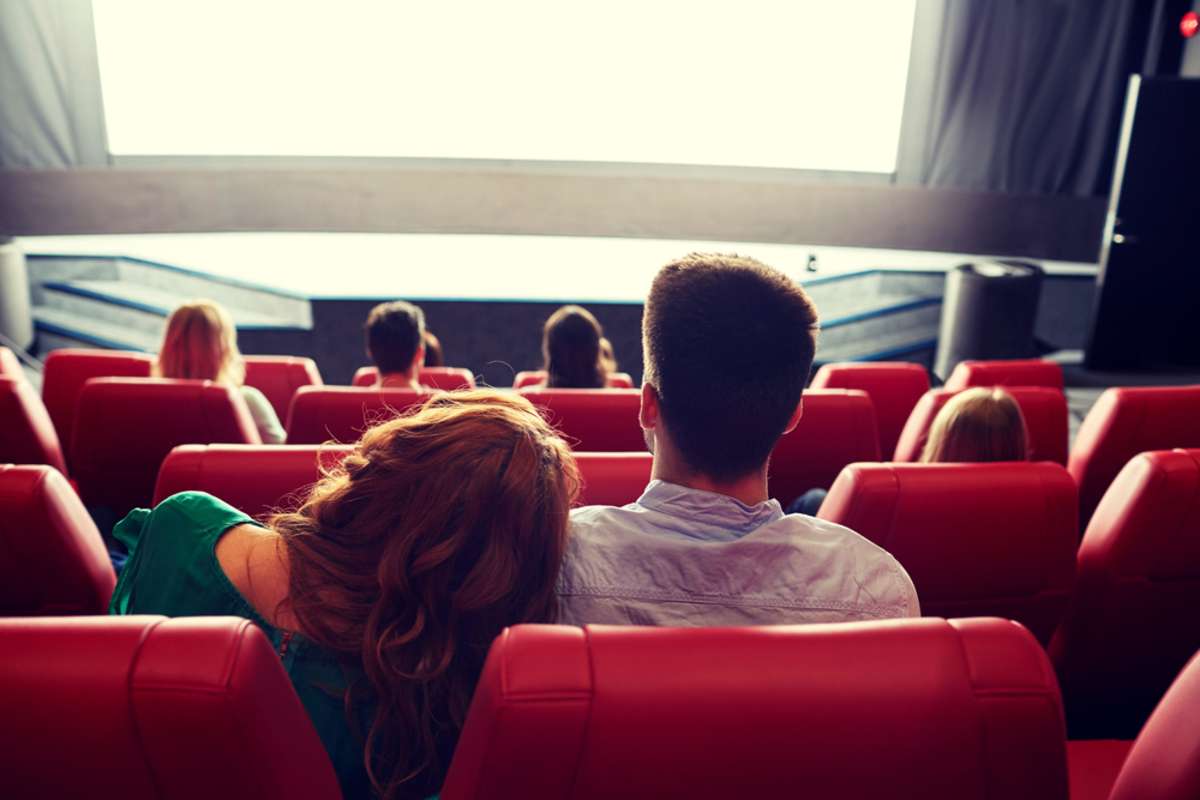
[643,253,819,480]
[920,387,1029,463]
[365,301,425,375]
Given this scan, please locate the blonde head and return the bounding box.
[920,387,1029,463]
[154,300,244,386]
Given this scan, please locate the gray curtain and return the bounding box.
[0,0,108,168]
[896,0,1143,197]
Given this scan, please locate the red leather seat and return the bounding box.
[243,355,323,420]
[285,386,430,444]
[0,377,67,473]
[41,349,154,463]
[352,365,476,390]
[1068,386,1200,530]
[1051,449,1200,739]
[0,615,341,800]
[811,362,930,459]
[819,462,1077,644]
[519,388,645,451]
[72,378,260,515]
[944,359,1065,392]
[513,370,635,389]
[0,464,115,614]
[574,452,652,506]
[155,443,354,517]
[894,386,1069,464]
[768,389,879,504]
[0,345,23,378]
[441,618,1067,800]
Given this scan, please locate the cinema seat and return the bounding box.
[513,370,635,389]
[1068,385,1200,529]
[72,378,260,516]
[285,385,429,444]
[818,462,1076,643]
[1051,449,1200,740]
[155,443,354,518]
[0,345,23,378]
[810,362,930,458]
[0,616,341,800]
[768,389,879,505]
[574,452,652,506]
[352,365,476,390]
[441,618,1067,800]
[894,386,1069,464]
[243,355,323,420]
[0,377,67,473]
[41,349,154,463]
[0,465,115,615]
[944,359,1065,392]
[519,388,645,451]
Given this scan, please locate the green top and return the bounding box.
[109,492,372,799]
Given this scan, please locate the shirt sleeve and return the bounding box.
[241,386,287,444]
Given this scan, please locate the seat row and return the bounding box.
[5,442,1198,739]
[3,613,1197,799]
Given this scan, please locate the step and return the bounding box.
[818,295,941,355]
[42,280,306,330]
[32,306,159,352]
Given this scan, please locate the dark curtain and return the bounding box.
[896,0,1146,197]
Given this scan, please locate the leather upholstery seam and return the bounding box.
[127,618,169,800]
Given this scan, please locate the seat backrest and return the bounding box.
[285,386,429,444]
[1051,448,1200,739]
[0,464,115,614]
[768,389,879,504]
[72,378,260,515]
[513,370,635,389]
[242,356,323,420]
[0,377,67,473]
[0,345,23,378]
[442,618,1067,800]
[1109,651,1200,800]
[519,388,645,451]
[894,386,1069,465]
[819,462,1077,644]
[573,452,652,506]
[811,362,930,458]
[41,349,154,461]
[944,359,1065,392]
[352,365,477,390]
[154,443,355,518]
[0,615,342,800]
[1068,386,1200,529]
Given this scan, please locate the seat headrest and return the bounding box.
[442,618,1066,800]
[519,388,645,451]
[285,385,429,444]
[0,376,66,473]
[0,615,341,800]
[944,359,1064,392]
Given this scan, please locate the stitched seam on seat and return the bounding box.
[127,618,169,800]
[563,626,596,800]
[949,626,992,800]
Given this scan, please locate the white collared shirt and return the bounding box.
[557,480,920,626]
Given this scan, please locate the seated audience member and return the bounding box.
[599,335,618,373]
[558,253,919,625]
[109,391,578,799]
[366,300,426,390]
[156,300,285,443]
[422,329,445,367]
[920,386,1029,462]
[789,385,1031,514]
[540,304,611,388]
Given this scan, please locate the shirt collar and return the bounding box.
[635,479,785,537]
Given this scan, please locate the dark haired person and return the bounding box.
[365,300,426,390]
[110,391,579,799]
[540,304,611,388]
[422,330,445,368]
[558,253,919,625]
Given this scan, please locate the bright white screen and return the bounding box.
[93,1,916,172]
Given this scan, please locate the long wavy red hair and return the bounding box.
[270,390,578,798]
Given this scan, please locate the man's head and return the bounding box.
[365,300,426,376]
[641,253,819,481]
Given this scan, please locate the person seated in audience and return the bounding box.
[599,335,618,374]
[790,385,1031,514]
[109,391,578,800]
[422,329,445,367]
[366,300,426,390]
[155,299,285,443]
[540,304,611,388]
[558,253,919,626]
